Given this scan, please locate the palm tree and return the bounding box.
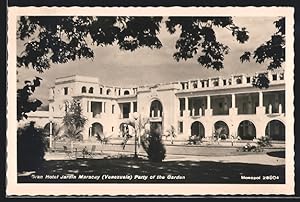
[44,122,63,150]
[62,99,87,150]
[120,117,150,151]
[165,125,176,144]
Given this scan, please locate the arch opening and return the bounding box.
[150,100,163,117]
[191,121,205,138]
[81,86,87,93]
[265,120,285,141]
[238,120,256,140]
[88,87,94,94]
[91,122,103,139]
[214,121,229,140]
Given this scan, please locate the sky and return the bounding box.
[17,16,282,106]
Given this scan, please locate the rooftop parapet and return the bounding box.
[50,69,284,99]
[55,75,99,84]
[178,70,285,91]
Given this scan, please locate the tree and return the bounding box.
[120,117,150,150]
[17,16,163,72]
[17,77,43,121]
[165,17,249,70]
[164,125,176,144]
[17,16,248,72]
[44,122,63,149]
[17,121,48,171]
[146,123,166,162]
[17,16,284,89]
[62,99,87,142]
[240,17,285,88]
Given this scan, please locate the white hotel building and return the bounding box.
[29,69,286,143]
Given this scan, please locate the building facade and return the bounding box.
[28,70,286,142]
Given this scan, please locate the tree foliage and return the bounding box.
[17,16,249,72]
[17,16,285,89]
[145,124,166,162]
[240,17,285,88]
[120,117,150,149]
[166,17,249,70]
[17,16,163,72]
[240,17,285,70]
[164,125,176,144]
[17,121,48,171]
[17,77,43,121]
[62,99,87,141]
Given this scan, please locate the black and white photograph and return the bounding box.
[6,7,294,195]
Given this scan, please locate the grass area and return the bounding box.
[18,152,285,184]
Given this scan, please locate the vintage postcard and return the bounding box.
[6,7,294,196]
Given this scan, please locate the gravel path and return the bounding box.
[45,151,284,166]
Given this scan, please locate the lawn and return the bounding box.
[18,151,285,184]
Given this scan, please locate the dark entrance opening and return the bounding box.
[191,121,205,138]
[214,121,229,140]
[238,120,256,140]
[265,120,285,141]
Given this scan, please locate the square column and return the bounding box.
[130,102,134,113]
[205,95,212,116]
[185,97,189,110]
[183,97,190,117]
[87,100,90,112]
[229,94,237,115]
[102,102,106,113]
[256,91,266,115]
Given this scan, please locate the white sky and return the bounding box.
[17,16,282,105]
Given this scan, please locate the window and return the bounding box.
[223,80,227,86]
[236,78,242,84]
[279,73,284,80]
[193,82,197,88]
[107,89,111,95]
[213,81,219,87]
[81,86,87,93]
[246,77,251,83]
[100,88,103,94]
[124,90,130,95]
[272,74,277,81]
[112,127,114,132]
[112,104,115,114]
[64,87,68,95]
[122,103,130,118]
[88,87,94,94]
[133,102,137,112]
[179,98,185,116]
[181,83,185,90]
[179,122,183,133]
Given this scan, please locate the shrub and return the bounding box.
[220,134,227,140]
[187,135,202,145]
[242,143,257,152]
[146,130,166,162]
[17,121,48,172]
[257,136,272,147]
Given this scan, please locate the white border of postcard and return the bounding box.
[7,6,294,196]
